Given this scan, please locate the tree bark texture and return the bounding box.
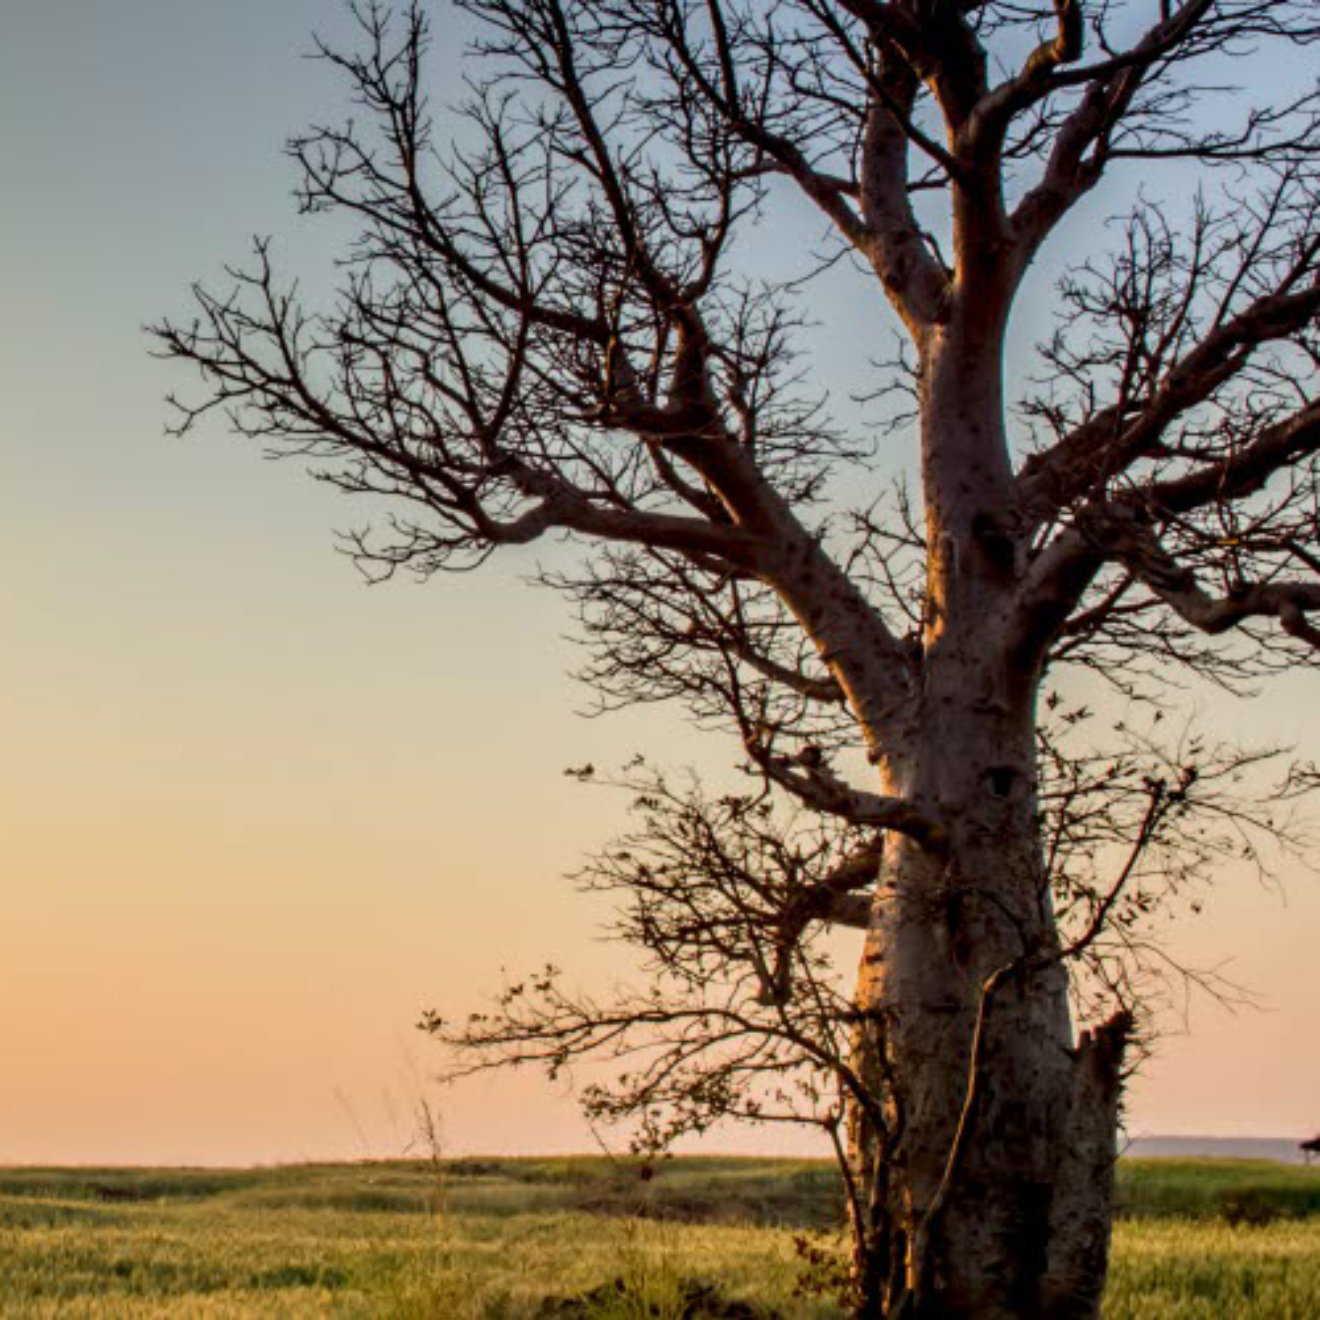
[844,342,1129,1317]
[848,726,1127,1316]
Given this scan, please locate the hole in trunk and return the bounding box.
[986,766,1016,798]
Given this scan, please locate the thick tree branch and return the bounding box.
[857,46,954,333]
[740,725,948,851]
[1012,395,1320,668]
[1145,399,1320,516]
[1118,525,1320,647]
[1017,272,1320,523]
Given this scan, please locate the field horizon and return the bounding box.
[4,1130,1315,1174]
[4,1153,1320,1314]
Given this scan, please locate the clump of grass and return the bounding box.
[596,1219,690,1318]
[520,1220,776,1318]
[1217,1187,1287,1228]
[533,1274,770,1318]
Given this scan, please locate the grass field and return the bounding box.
[1,1156,1318,1316]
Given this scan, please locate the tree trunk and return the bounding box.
[843,328,1129,1315]
[846,670,1128,1317]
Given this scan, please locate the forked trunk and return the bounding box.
[845,679,1129,1317]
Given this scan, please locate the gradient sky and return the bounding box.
[1,2,1317,1167]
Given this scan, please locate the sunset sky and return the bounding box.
[2,1,1318,1167]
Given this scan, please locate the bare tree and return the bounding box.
[155,1,1320,1313]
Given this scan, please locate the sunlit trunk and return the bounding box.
[843,332,1130,1316]
[847,709,1126,1314]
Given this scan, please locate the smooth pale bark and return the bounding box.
[848,719,1126,1316]
[841,334,1129,1317]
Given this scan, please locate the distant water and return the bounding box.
[1123,1135,1313,1166]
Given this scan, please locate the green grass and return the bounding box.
[1107,1219,1320,1319]
[1115,1158,1320,1222]
[1,1157,1318,1316]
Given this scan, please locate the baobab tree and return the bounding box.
[426,713,1297,1311]
[156,1,1320,1314]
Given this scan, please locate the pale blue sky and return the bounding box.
[1,2,1317,1164]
